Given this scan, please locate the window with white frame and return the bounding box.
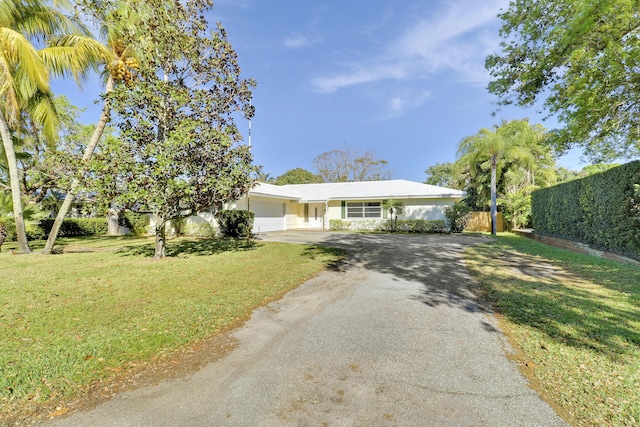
[346,202,381,218]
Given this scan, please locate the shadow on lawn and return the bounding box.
[466,242,640,359]
[300,246,346,271]
[121,237,259,257]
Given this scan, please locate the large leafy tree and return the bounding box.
[1,0,105,253]
[313,143,392,183]
[457,120,539,235]
[424,162,460,188]
[486,0,640,161]
[10,97,93,204]
[95,0,257,258]
[275,168,324,185]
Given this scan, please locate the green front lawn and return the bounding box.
[465,234,640,427]
[0,236,342,424]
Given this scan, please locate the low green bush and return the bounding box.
[118,212,150,236]
[40,218,108,237]
[330,219,446,233]
[216,210,254,238]
[0,221,7,251]
[444,202,472,233]
[1,218,47,241]
[388,219,447,233]
[185,222,217,237]
[329,219,350,231]
[169,217,186,236]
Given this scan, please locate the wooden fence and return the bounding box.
[464,211,505,232]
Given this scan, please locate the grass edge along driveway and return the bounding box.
[0,237,342,425]
[465,233,639,427]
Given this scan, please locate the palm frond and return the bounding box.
[12,1,92,41]
[25,91,59,143]
[0,27,49,120]
[41,34,110,85]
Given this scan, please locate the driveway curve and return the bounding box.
[44,231,567,427]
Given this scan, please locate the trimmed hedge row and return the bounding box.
[531,161,640,260]
[0,218,109,241]
[40,218,109,237]
[0,219,46,241]
[329,219,447,233]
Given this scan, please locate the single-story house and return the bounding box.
[223,179,465,233]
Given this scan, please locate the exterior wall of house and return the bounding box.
[327,198,459,222]
[287,202,325,229]
[284,200,298,229]
[148,211,218,237]
[165,194,462,234]
[401,198,457,221]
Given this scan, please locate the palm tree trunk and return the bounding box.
[0,112,32,254]
[490,156,498,236]
[43,77,114,254]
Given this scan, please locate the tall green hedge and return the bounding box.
[531,161,640,260]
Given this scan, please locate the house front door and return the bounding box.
[308,203,324,229]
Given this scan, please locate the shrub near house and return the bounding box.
[329,219,446,233]
[216,210,254,238]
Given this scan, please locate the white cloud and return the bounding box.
[312,64,407,94]
[283,32,311,49]
[386,91,432,118]
[312,0,509,94]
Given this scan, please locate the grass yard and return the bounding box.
[465,233,640,427]
[0,236,342,424]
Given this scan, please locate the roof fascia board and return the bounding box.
[248,192,301,201]
[326,194,464,201]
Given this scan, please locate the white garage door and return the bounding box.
[251,199,285,233]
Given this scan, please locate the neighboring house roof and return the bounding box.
[250,180,465,203]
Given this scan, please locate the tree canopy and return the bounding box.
[424,162,459,188]
[486,0,640,161]
[1,0,106,253]
[313,143,392,183]
[457,119,552,233]
[275,168,324,185]
[94,0,256,258]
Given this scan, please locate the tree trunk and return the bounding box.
[107,212,120,235]
[43,77,114,255]
[0,113,31,254]
[490,156,498,236]
[154,214,166,259]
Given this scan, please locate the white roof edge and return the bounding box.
[326,194,464,201]
[248,192,300,201]
[249,180,466,201]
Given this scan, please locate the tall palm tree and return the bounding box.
[43,1,142,254]
[1,0,106,253]
[457,120,534,235]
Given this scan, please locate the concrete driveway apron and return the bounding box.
[44,232,567,427]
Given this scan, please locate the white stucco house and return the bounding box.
[222,180,465,233]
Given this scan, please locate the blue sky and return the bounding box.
[54,0,589,182]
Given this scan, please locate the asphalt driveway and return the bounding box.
[44,231,567,427]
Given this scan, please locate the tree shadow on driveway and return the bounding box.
[313,233,492,313]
